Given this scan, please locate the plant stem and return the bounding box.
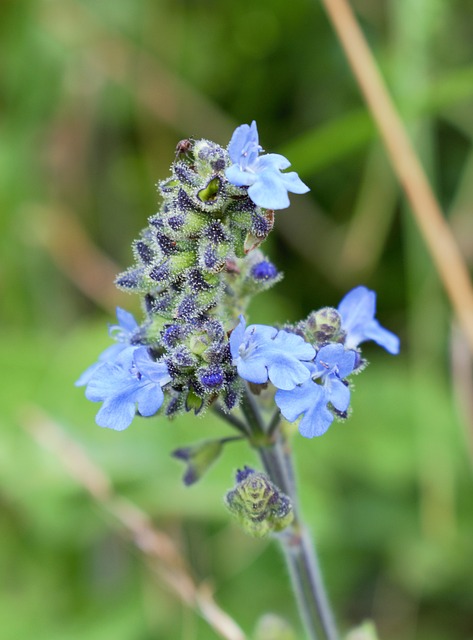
[237,387,338,640]
[258,437,338,640]
[213,403,250,436]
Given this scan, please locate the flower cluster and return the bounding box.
[77,121,399,439]
[229,285,399,438]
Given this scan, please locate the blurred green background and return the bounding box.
[1,0,473,638]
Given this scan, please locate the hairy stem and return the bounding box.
[237,389,338,640]
[258,437,338,640]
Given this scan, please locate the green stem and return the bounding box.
[213,403,249,435]
[258,437,338,640]
[218,385,339,640]
[239,385,267,442]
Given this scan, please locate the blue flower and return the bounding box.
[76,307,139,387]
[338,286,400,354]
[84,347,171,430]
[275,344,356,438]
[229,316,315,390]
[225,121,309,210]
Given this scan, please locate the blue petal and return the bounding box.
[272,330,316,361]
[248,171,291,209]
[229,316,247,360]
[313,344,356,380]
[115,307,139,333]
[298,402,334,438]
[247,324,279,341]
[275,381,333,438]
[134,381,165,417]
[236,355,270,385]
[231,322,314,390]
[256,153,292,172]
[338,286,375,325]
[225,163,257,188]
[275,380,317,422]
[266,357,311,390]
[225,121,309,210]
[228,121,260,165]
[364,321,400,355]
[75,343,129,386]
[278,171,310,194]
[264,331,314,389]
[134,347,171,385]
[95,393,138,431]
[84,348,137,402]
[338,286,375,347]
[325,377,350,412]
[338,286,400,354]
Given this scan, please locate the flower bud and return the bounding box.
[303,307,344,345]
[225,467,293,538]
[172,439,224,485]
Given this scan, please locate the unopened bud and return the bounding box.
[303,307,344,345]
[225,467,293,538]
[172,439,223,486]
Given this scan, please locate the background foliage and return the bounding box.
[1,0,472,638]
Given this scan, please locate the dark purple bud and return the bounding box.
[236,466,256,483]
[204,318,225,342]
[166,395,181,416]
[149,215,165,229]
[204,220,228,244]
[212,157,226,171]
[188,269,210,292]
[162,324,183,348]
[145,292,173,315]
[250,260,278,281]
[174,346,196,369]
[168,214,186,230]
[177,188,196,212]
[115,268,144,290]
[149,261,170,282]
[134,241,153,265]
[165,358,181,379]
[201,245,225,272]
[197,142,225,165]
[251,211,274,237]
[224,387,239,410]
[177,295,198,319]
[174,162,196,185]
[155,232,177,255]
[199,366,224,389]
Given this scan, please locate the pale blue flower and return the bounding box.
[225,121,309,210]
[275,344,356,438]
[84,347,171,430]
[76,307,139,387]
[229,316,315,390]
[338,286,400,354]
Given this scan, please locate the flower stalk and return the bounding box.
[249,407,338,640]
